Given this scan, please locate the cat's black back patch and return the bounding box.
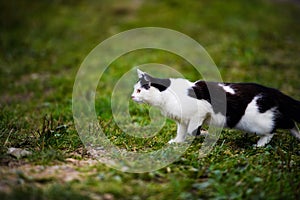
[187,81,227,114]
[187,81,293,128]
[139,73,171,92]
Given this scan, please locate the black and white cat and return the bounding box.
[131,69,300,147]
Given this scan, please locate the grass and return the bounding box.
[1,0,300,199]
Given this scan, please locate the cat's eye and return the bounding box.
[137,89,141,93]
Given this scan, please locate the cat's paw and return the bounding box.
[168,139,176,144]
[200,130,209,137]
[253,142,268,148]
[168,138,184,144]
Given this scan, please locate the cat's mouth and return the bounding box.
[131,97,144,103]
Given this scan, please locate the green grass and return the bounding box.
[1,0,300,199]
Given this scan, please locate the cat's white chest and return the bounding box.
[160,100,182,122]
[158,79,194,121]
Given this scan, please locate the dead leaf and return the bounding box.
[7,148,32,159]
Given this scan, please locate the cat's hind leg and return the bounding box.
[255,133,274,147]
[290,125,300,140]
[168,123,187,144]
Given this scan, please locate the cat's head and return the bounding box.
[131,69,171,105]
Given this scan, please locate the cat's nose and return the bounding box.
[131,96,135,99]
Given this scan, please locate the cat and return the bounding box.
[131,69,300,147]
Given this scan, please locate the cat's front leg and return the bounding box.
[187,116,206,136]
[168,123,187,144]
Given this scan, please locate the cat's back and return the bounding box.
[189,81,285,102]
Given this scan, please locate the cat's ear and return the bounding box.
[137,69,152,82]
[137,69,145,79]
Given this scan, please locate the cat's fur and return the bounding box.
[131,69,300,147]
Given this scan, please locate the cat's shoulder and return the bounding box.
[168,78,194,88]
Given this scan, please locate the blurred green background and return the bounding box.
[1,0,300,199]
